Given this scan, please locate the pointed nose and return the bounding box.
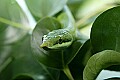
[40,42,51,50]
[40,42,48,48]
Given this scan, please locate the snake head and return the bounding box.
[40,29,73,50]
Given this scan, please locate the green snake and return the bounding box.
[40,5,77,50]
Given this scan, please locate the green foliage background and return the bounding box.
[0,0,120,80]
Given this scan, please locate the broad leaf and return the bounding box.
[83,50,120,80]
[91,6,120,53]
[25,0,67,18]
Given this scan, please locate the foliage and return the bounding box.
[0,0,120,80]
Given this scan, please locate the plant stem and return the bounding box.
[61,50,74,80]
[63,65,74,80]
[0,57,13,73]
[0,17,32,31]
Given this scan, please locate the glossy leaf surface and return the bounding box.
[91,6,120,53]
[83,50,120,80]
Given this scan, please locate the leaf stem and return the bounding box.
[0,17,32,31]
[61,50,74,80]
[63,65,74,80]
[0,57,13,73]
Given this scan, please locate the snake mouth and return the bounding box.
[53,39,72,45]
[40,43,51,50]
[40,42,50,50]
[40,41,72,50]
[49,41,72,49]
[42,46,51,50]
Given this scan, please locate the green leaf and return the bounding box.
[0,35,60,80]
[31,17,81,69]
[25,0,67,18]
[83,50,120,80]
[91,6,120,53]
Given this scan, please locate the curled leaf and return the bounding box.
[83,50,120,80]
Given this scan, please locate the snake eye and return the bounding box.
[58,38,62,44]
[42,35,47,42]
[42,36,44,41]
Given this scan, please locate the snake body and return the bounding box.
[40,5,76,50]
